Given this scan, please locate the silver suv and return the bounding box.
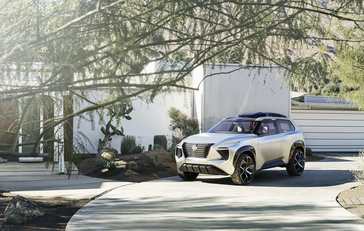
[175,112,306,185]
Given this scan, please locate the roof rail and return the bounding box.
[238,112,287,118]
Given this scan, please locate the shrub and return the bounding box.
[154,135,167,149]
[129,145,144,155]
[138,154,155,168]
[168,107,199,153]
[120,135,136,155]
[120,135,144,155]
[127,161,138,171]
[106,161,117,171]
[168,108,199,139]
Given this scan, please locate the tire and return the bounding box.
[231,153,255,185]
[286,148,305,176]
[178,172,199,181]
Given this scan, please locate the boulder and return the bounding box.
[125,169,138,176]
[143,149,174,165]
[4,195,45,224]
[101,151,116,162]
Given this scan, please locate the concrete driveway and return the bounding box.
[66,154,364,230]
[0,162,131,199]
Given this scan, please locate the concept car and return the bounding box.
[175,112,306,185]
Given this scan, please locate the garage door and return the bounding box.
[291,110,364,152]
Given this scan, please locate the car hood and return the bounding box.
[181,132,257,146]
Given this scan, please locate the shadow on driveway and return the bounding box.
[200,169,355,187]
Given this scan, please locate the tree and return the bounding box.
[0,0,363,164]
[333,45,364,109]
[168,107,199,146]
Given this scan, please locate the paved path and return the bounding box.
[66,154,364,230]
[0,162,130,199]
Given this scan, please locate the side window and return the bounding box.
[278,120,295,133]
[256,120,277,135]
[236,121,254,133]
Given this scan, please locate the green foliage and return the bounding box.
[154,135,167,150]
[106,161,117,171]
[96,149,117,171]
[120,136,144,155]
[286,56,329,94]
[333,45,364,110]
[1,0,364,164]
[126,161,138,171]
[97,104,132,153]
[129,145,144,155]
[168,108,199,139]
[168,107,199,151]
[306,147,313,157]
[139,154,155,168]
[120,136,136,155]
[106,148,118,156]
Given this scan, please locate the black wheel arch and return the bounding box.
[233,145,256,166]
[289,140,305,159]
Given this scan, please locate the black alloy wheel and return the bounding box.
[231,153,255,185]
[286,148,305,176]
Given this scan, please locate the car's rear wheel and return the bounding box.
[286,148,305,176]
[178,172,199,181]
[231,153,255,185]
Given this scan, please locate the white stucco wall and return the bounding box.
[195,64,290,131]
[73,90,193,154]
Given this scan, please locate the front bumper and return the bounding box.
[179,163,228,175]
[175,142,236,175]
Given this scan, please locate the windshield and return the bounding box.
[208,118,256,134]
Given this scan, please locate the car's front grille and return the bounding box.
[182,143,214,158]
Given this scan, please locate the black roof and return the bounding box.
[238,112,287,118]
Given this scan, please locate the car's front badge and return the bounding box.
[192,144,198,152]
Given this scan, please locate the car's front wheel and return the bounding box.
[178,172,199,181]
[231,153,255,185]
[286,148,305,176]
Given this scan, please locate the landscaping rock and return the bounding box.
[4,195,45,224]
[101,151,116,162]
[0,157,7,163]
[125,169,138,176]
[143,149,174,165]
